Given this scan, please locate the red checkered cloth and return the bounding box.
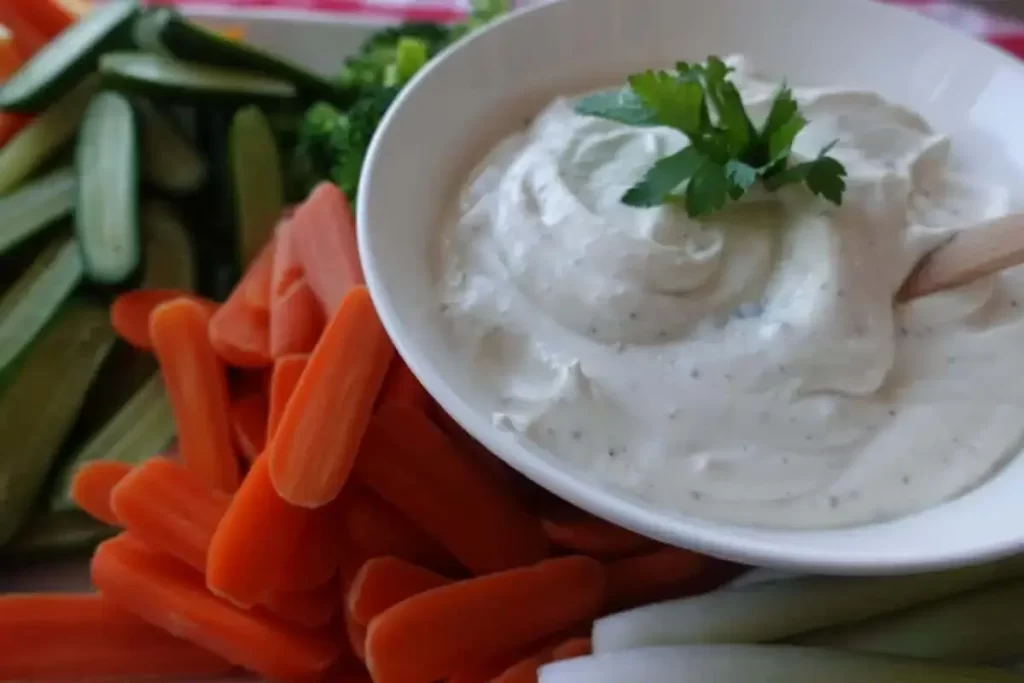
[171,0,1024,58]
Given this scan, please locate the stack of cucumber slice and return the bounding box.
[0,0,337,557]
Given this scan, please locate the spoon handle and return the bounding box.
[898,213,1024,301]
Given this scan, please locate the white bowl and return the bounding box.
[358,0,1024,574]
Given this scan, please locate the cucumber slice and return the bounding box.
[75,91,141,286]
[0,0,139,112]
[0,77,98,195]
[135,7,345,103]
[0,298,115,547]
[141,200,198,290]
[137,100,207,195]
[0,236,85,377]
[50,372,175,515]
[0,166,76,256]
[231,106,284,267]
[100,52,296,103]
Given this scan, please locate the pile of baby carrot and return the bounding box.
[0,183,739,682]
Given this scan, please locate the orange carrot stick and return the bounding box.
[354,404,549,575]
[92,535,340,681]
[207,456,332,607]
[345,606,367,662]
[347,557,450,626]
[9,0,74,40]
[0,33,23,79]
[261,580,340,629]
[603,547,724,613]
[69,460,133,526]
[268,353,310,438]
[275,492,346,591]
[492,637,593,683]
[110,456,232,573]
[0,6,47,57]
[268,286,394,508]
[0,113,30,148]
[230,392,269,463]
[288,183,364,313]
[150,298,240,492]
[365,556,605,683]
[271,276,325,358]
[0,594,233,681]
[541,509,658,559]
[209,244,274,369]
[446,631,585,683]
[339,485,459,575]
[110,289,219,350]
[375,358,429,411]
[271,218,325,358]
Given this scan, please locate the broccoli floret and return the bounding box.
[292,88,400,201]
[291,1,511,202]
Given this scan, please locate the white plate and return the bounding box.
[358,0,1024,574]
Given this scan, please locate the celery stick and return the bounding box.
[0,236,84,376]
[793,578,1024,664]
[539,646,1024,683]
[0,77,98,195]
[592,556,1024,652]
[0,299,115,546]
[50,372,175,515]
[2,510,115,560]
[0,167,76,256]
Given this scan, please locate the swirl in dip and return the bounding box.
[436,56,1019,529]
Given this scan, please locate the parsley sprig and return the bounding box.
[575,57,848,218]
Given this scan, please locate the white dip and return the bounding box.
[436,56,1020,529]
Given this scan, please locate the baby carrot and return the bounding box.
[493,637,593,683]
[288,183,364,313]
[345,606,368,662]
[445,631,586,683]
[92,535,340,681]
[355,404,549,575]
[375,357,429,411]
[69,460,132,526]
[0,32,23,79]
[110,289,218,350]
[541,509,658,559]
[0,594,233,681]
[230,392,269,463]
[347,557,451,625]
[0,6,47,57]
[8,0,74,41]
[365,556,605,683]
[276,491,346,591]
[261,580,340,629]
[339,485,459,575]
[604,547,725,613]
[268,286,394,508]
[207,456,333,607]
[110,456,231,573]
[150,298,240,492]
[208,244,274,368]
[268,353,310,438]
[271,218,325,358]
[0,113,30,148]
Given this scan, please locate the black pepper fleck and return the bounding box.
[1013,300,1019,309]
[828,496,839,509]
[690,368,702,379]
[571,430,582,441]
[629,312,638,321]
[902,475,911,485]
[608,448,618,458]
[888,409,897,417]
[658,329,668,339]
[689,491,703,501]
[588,326,598,336]
[439,304,449,313]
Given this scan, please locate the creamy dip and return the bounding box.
[436,56,1022,529]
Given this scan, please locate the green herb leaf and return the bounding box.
[622,146,706,207]
[805,156,847,204]
[575,89,661,127]
[685,162,731,217]
[574,56,848,217]
[628,70,705,136]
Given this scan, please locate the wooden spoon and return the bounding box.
[898,212,1024,301]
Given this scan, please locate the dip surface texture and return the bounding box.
[436,57,1020,529]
